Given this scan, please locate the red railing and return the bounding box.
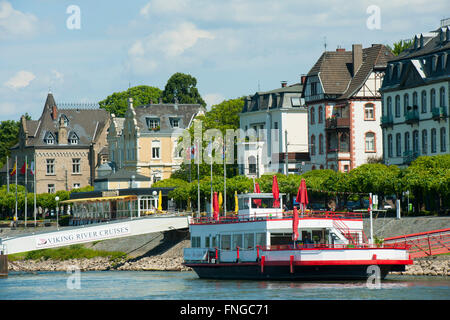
[191,211,362,225]
[384,228,450,258]
[257,243,410,251]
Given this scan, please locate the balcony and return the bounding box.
[381,114,394,128]
[405,110,419,124]
[325,117,350,130]
[432,106,448,120]
[403,150,419,165]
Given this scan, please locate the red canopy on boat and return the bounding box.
[292,206,299,241]
[213,192,219,221]
[253,182,262,207]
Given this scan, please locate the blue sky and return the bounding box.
[1,0,449,121]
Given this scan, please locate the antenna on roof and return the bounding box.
[324,36,327,52]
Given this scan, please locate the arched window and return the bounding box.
[364,103,375,120]
[403,93,409,115]
[365,132,375,152]
[430,89,436,110]
[440,127,447,152]
[318,106,323,123]
[310,107,315,124]
[412,130,419,153]
[404,132,410,152]
[396,133,402,157]
[319,165,324,170]
[386,96,392,116]
[421,90,427,113]
[440,87,446,107]
[311,165,316,170]
[319,134,324,154]
[395,95,401,117]
[431,128,437,153]
[310,135,316,155]
[422,129,428,154]
[387,134,393,158]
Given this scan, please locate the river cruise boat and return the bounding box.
[183,193,412,280]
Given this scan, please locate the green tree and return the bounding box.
[387,39,412,56]
[98,85,162,117]
[161,73,206,106]
[0,119,20,169]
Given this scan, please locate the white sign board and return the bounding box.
[35,223,131,249]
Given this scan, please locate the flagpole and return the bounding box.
[210,156,213,218]
[25,155,27,228]
[197,141,200,218]
[14,156,17,224]
[223,144,226,216]
[33,153,37,228]
[6,155,9,193]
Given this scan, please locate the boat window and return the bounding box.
[244,233,254,249]
[238,198,249,210]
[212,235,218,248]
[232,234,243,249]
[255,233,266,247]
[270,233,293,246]
[221,235,231,250]
[191,236,201,248]
[250,197,277,209]
[205,236,210,248]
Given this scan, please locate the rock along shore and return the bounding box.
[9,254,449,276]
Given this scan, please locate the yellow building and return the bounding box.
[95,98,204,190]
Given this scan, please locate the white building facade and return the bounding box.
[380,26,450,166]
[238,82,310,177]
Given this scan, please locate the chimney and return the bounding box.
[336,46,345,52]
[352,44,363,76]
[52,105,58,120]
[58,116,68,145]
[281,81,287,88]
[300,75,307,85]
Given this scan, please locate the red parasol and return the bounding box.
[292,206,299,241]
[272,175,280,208]
[296,178,309,213]
[213,192,219,220]
[253,182,262,207]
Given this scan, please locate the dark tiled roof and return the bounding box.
[242,83,304,112]
[381,27,450,92]
[18,93,109,148]
[133,103,205,134]
[306,45,393,99]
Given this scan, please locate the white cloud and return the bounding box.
[0,1,38,39]
[127,22,215,74]
[204,93,225,109]
[4,70,36,89]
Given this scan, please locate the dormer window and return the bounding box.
[291,97,301,107]
[146,118,160,130]
[68,132,79,144]
[44,132,55,144]
[170,118,180,128]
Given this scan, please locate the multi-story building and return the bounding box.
[238,81,310,177]
[302,44,393,172]
[1,92,110,193]
[95,98,205,190]
[380,24,450,166]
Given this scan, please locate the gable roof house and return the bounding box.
[302,44,393,172]
[2,93,110,194]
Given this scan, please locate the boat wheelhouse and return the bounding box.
[184,193,412,280]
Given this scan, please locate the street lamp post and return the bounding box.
[55,196,60,230]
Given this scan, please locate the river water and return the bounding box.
[1,271,449,300]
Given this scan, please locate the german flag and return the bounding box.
[10,162,16,176]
